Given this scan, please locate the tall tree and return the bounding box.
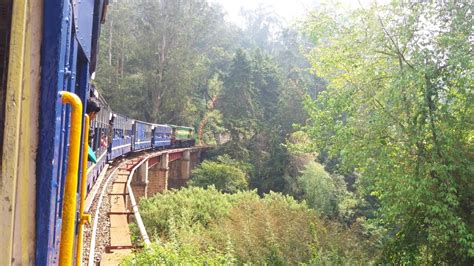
[96,0,230,125]
[303,1,473,263]
[219,49,259,141]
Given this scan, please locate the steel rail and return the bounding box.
[87,162,124,266]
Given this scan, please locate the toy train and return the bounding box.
[87,92,195,193]
[0,0,194,265]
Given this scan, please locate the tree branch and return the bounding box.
[377,14,415,70]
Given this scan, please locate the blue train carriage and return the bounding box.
[109,113,134,160]
[132,120,154,151]
[86,93,112,191]
[31,0,109,265]
[170,125,196,148]
[152,124,172,149]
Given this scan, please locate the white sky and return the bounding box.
[209,0,314,25]
[209,0,387,26]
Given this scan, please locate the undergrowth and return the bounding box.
[126,187,372,264]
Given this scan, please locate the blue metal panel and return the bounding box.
[36,1,72,264]
[152,124,172,148]
[109,114,133,160]
[133,121,153,151]
[73,0,95,60]
[36,0,92,264]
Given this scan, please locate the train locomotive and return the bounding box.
[0,0,195,265]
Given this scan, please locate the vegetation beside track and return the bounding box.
[127,187,371,265]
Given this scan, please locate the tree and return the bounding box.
[298,161,356,221]
[189,155,249,193]
[303,1,473,264]
[298,161,337,216]
[197,74,223,145]
[96,0,232,125]
[219,49,260,141]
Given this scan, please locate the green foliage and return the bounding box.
[97,0,322,195]
[219,49,262,140]
[299,161,338,216]
[138,186,232,240]
[297,161,359,224]
[303,1,474,264]
[122,242,236,265]
[96,0,233,125]
[189,155,249,193]
[132,188,371,264]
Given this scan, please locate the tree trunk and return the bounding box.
[120,38,125,77]
[108,15,113,66]
[197,96,218,144]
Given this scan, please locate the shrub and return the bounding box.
[189,155,249,193]
[131,187,372,264]
[299,161,338,216]
[207,192,320,264]
[137,186,232,240]
[122,242,236,265]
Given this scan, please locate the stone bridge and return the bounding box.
[129,146,210,203]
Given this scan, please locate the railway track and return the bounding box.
[81,146,207,265]
[82,153,145,266]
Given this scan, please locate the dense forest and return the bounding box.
[96,0,473,264]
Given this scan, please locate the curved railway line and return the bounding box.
[81,147,206,265]
[81,152,145,265]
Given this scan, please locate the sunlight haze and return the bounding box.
[209,0,388,26]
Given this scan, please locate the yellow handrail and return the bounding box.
[76,114,91,266]
[58,91,83,266]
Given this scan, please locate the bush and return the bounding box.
[189,155,249,193]
[298,161,359,223]
[208,192,319,264]
[136,186,232,241]
[299,161,338,216]
[122,242,236,265]
[130,187,371,264]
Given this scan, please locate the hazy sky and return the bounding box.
[209,0,315,25]
[209,0,386,26]
[209,0,389,25]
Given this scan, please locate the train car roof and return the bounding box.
[112,112,133,121]
[134,120,154,126]
[169,125,194,130]
[153,124,171,127]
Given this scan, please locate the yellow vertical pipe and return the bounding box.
[58,91,83,266]
[76,114,91,266]
[0,0,28,264]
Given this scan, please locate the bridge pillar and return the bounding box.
[190,150,201,169]
[148,153,169,197]
[180,150,191,179]
[168,150,192,189]
[133,160,148,201]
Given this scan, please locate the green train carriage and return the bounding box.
[170,125,195,148]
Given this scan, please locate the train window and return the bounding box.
[0,0,12,165]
